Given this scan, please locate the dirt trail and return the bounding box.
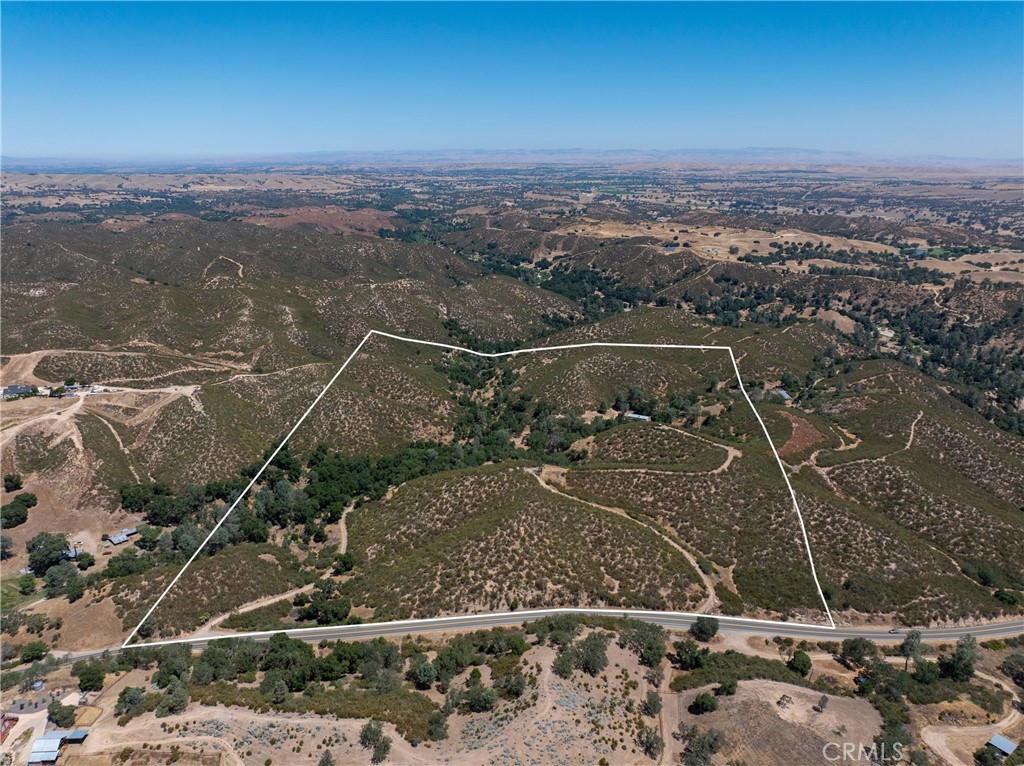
[90,412,144,482]
[656,422,743,473]
[337,503,354,555]
[920,671,1021,766]
[1,386,202,455]
[216,361,326,385]
[0,348,241,387]
[0,395,85,452]
[193,503,354,638]
[817,409,924,474]
[202,254,245,279]
[192,582,317,638]
[529,465,718,613]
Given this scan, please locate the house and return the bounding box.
[987,734,1017,757]
[27,729,89,764]
[625,413,651,422]
[773,388,792,401]
[2,384,33,399]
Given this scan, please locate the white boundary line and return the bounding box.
[123,329,835,647]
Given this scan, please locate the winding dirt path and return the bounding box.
[0,395,85,451]
[0,348,242,387]
[816,409,924,474]
[90,411,144,482]
[528,465,718,613]
[202,254,246,279]
[920,671,1021,766]
[655,423,743,474]
[191,582,317,638]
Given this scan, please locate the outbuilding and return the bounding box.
[27,728,89,764]
[987,734,1017,757]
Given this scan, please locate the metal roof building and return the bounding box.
[27,729,89,764]
[988,734,1017,756]
[27,741,61,764]
[108,527,138,545]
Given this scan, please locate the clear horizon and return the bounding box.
[3,1,1022,160]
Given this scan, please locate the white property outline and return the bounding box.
[123,329,836,647]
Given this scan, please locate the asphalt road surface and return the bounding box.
[82,608,1024,657]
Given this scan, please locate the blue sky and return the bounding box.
[2,2,1022,159]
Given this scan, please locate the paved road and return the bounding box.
[67,608,1024,659]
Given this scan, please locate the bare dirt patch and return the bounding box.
[799,308,858,334]
[667,680,881,765]
[779,412,826,457]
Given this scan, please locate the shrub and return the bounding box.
[45,561,84,600]
[359,719,384,749]
[427,710,448,741]
[116,687,146,716]
[670,649,817,693]
[371,737,391,764]
[642,690,662,716]
[674,639,710,670]
[840,637,877,667]
[939,636,979,682]
[576,631,611,676]
[619,620,668,666]
[21,641,49,663]
[407,659,437,690]
[154,678,189,717]
[76,552,96,570]
[689,617,719,643]
[715,678,737,696]
[690,692,718,714]
[4,474,23,492]
[74,663,106,692]
[1001,653,1024,689]
[26,531,67,576]
[0,502,28,528]
[678,726,725,766]
[637,725,664,759]
[552,649,576,679]
[47,701,76,727]
[788,651,813,677]
[466,684,498,712]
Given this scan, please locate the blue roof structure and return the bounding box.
[43,728,89,741]
[988,734,1017,756]
[28,728,90,763]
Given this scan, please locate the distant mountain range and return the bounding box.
[3,147,1022,173]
